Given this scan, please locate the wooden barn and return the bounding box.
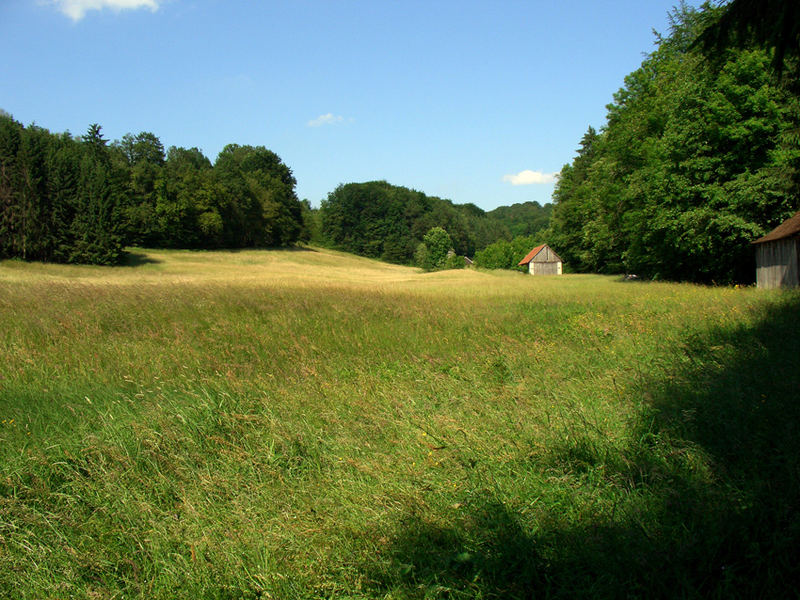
[752,211,800,289]
[518,244,562,276]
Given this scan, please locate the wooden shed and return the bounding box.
[518,244,562,276]
[752,211,800,289]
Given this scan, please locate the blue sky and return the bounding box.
[1,0,702,211]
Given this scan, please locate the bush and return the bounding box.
[444,252,465,270]
[416,227,454,271]
[474,235,540,271]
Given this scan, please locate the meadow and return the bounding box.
[1,248,798,599]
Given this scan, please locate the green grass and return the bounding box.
[1,247,798,598]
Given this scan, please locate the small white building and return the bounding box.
[753,211,800,289]
[518,244,563,276]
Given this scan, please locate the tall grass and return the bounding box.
[1,248,797,598]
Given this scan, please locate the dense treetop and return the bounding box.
[547,3,799,283]
[485,202,553,239]
[1,114,551,267]
[318,180,551,265]
[1,118,126,264]
[0,116,306,264]
[693,0,800,78]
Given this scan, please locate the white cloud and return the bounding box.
[502,169,558,185]
[307,113,345,127]
[50,0,160,21]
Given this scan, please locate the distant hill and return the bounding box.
[486,201,553,239]
[316,180,553,263]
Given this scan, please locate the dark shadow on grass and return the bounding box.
[123,245,319,261]
[625,291,800,597]
[218,245,319,254]
[365,293,800,599]
[119,250,161,267]
[367,501,545,599]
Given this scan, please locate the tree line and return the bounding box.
[547,2,800,283]
[0,115,306,265]
[0,110,551,268]
[316,180,551,266]
[315,4,800,282]
[8,2,792,281]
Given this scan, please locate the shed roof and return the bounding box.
[518,244,562,266]
[753,211,800,244]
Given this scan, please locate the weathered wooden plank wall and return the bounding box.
[531,261,560,275]
[531,246,555,263]
[756,239,799,289]
[530,247,562,275]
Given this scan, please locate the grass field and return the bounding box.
[1,247,798,599]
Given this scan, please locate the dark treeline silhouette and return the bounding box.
[0,116,306,265]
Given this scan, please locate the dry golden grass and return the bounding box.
[0,246,608,295]
[1,247,796,599]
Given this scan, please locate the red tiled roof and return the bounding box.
[753,211,800,244]
[518,244,546,266]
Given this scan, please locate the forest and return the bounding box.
[316,180,550,265]
[1,2,798,282]
[319,3,799,282]
[0,118,305,265]
[0,113,550,269]
[548,3,799,283]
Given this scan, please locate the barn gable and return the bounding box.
[518,244,563,276]
[753,211,800,289]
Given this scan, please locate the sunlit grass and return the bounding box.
[1,247,797,598]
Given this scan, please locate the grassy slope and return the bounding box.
[1,248,798,599]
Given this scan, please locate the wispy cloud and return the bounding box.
[49,0,160,21]
[502,169,558,185]
[307,113,347,127]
